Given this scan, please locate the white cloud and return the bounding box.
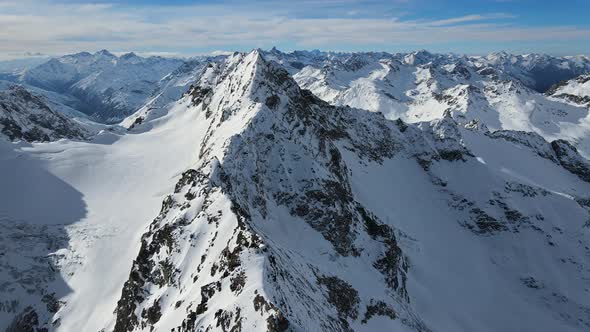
[426,13,516,26]
[210,50,236,56]
[0,0,588,57]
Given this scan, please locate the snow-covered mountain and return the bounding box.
[15,51,198,123]
[6,48,589,131]
[264,49,590,92]
[477,52,590,92]
[2,50,589,332]
[547,74,590,108]
[0,85,87,142]
[261,49,590,157]
[0,56,51,82]
[120,57,225,130]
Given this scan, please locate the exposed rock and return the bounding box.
[551,140,590,183]
[5,306,40,332]
[0,86,86,142]
[361,300,397,324]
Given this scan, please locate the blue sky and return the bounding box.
[0,0,589,59]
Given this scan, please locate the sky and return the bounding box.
[0,0,589,59]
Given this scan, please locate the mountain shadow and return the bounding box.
[0,141,88,331]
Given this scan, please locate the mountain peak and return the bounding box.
[95,49,115,57]
[251,48,264,59]
[403,49,434,65]
[187,48,296,117]
[415,49,432,56]
[119,52,142,64]
[72,51,92,58]
[270,46,280,53]
[120,52,138,59]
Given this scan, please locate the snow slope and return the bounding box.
[120,58,222,130]
[1,50,590,332]
[0,94,209,331]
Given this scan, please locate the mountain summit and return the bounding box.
[108,51,590,331]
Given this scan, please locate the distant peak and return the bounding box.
[120,52,139,59]
[95,49,115,57]
[403,50,434,65]
[415,49,432,56]
[268,46,285,56]
[72,51,92,57]
[487,51,510,59]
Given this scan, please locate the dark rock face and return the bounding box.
[551,140,590,183]
[113,200,184,331]
[264,95,280,110]
[546,75,590,107]
[142,299,162,326]
[451,64,471,80]
[317,275,360,321]
[127,116,144,130]
[252,294,289,332]
[188,85,213,108]
[5,306,40,332]
[521,277,544,289]
[361,300,397,324]
[552,93,590,107]
[488,130,590,183]
[0,86,85,142]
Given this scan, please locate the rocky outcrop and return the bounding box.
[488,129,590,183]
[551,140,590,183]
[547,74,590,108]
[0,85,86,142]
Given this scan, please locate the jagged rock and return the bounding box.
[361,300,397,324]
[5,306,40,332]
[0,86,86,142]
[551,140,590,183]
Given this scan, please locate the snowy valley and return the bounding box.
[1,49,590,332]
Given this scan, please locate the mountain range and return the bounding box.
[1,49,589,332]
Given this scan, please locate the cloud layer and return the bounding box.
[0,0,589,58]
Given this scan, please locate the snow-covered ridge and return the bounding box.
[547,74,590,108]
